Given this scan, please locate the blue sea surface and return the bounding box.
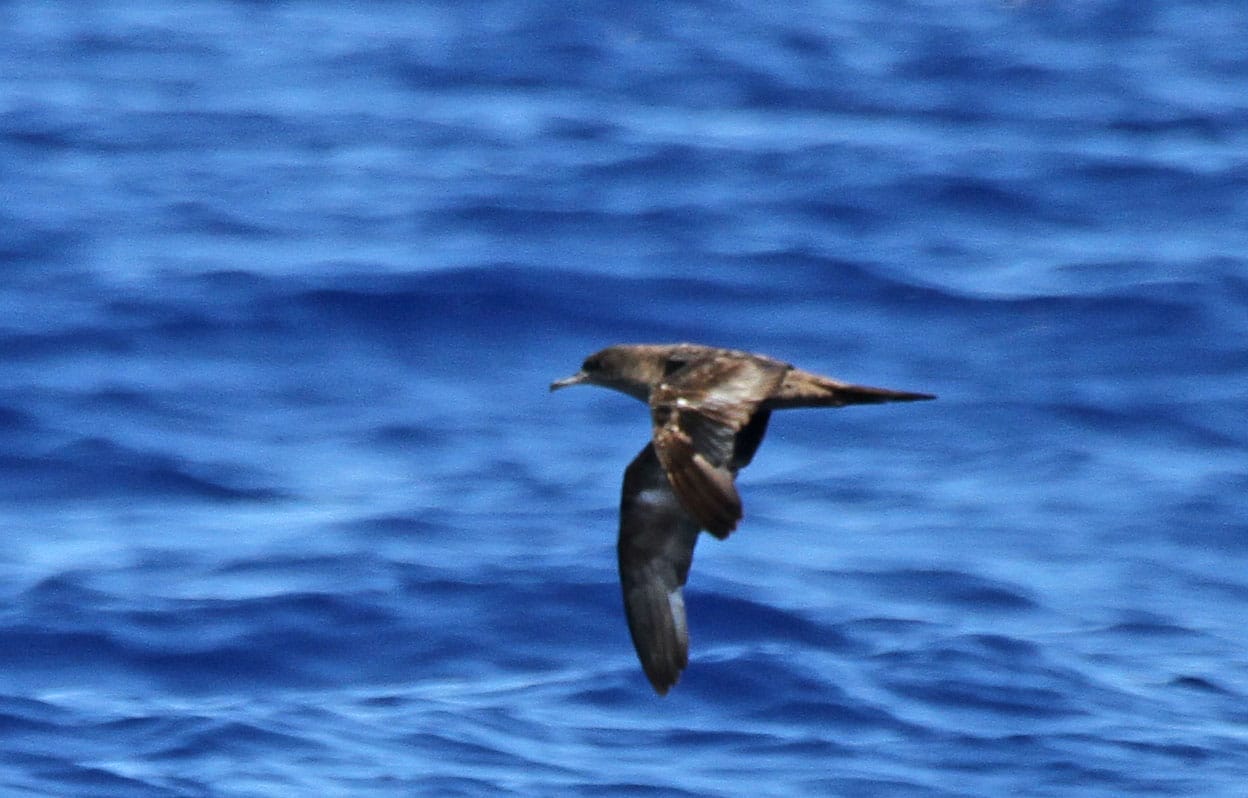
[3,2,1247,795]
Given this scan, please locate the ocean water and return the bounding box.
[2,2,1247,795]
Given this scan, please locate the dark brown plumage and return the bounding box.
[550,343,933,694]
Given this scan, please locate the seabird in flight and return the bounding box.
[550,343,933,694]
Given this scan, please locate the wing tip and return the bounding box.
[623,581,692,697]
[647,672,679,695]
[665,456,742,537]
[641,642,688,696]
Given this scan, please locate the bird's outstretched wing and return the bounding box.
[618,443,701,694]
[650,353,788,537]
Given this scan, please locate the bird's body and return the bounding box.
[550,343,933,694]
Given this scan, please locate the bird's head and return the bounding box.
[549,344,665,401]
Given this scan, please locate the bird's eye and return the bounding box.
[662,358,687,377]
[582,357,602,372]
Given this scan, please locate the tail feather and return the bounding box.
[765,369,935,409]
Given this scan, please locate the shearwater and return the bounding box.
[551,343,934,694]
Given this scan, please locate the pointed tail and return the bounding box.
[765,369,935,409]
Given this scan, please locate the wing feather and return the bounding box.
[649,354,788,535]
[618,443,701,694]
